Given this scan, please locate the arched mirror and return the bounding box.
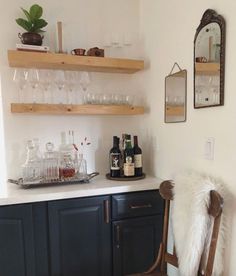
[194,9,225,108]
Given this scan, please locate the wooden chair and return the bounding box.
[128,180,223,276]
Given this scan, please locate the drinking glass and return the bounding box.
[39,69,53,103]
[13,68,28,103]
[195,86,203,105]
[111,33,121,47]
[84,92,93,104]
[54,70,66,104]
[111,33,123,57]
[26,69,40,103]
[103,33,112,57]
[65,71,79,104]
[124,95,134,106]
[101,93,110,105]
[123,33,133,58]
[80,72,91,103]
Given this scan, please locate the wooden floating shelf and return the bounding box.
[8,50,144,74]
[11,103,145,115]
[195,62,220,75]
[166,105,185,116]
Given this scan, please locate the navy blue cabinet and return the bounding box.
[112,191,164,276]
[0,190,163,276]
[48,196,112,276]
[0,203,49,276]
[112,216,163,276]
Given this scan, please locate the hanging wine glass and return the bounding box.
[13,68,28,103]
[103,33,112,57]
[39,69,53,104]
[26,69,40,103]
[54,70,66,104]
[79,72,91,104]
[64,71,79,104]
[80,72,90,91]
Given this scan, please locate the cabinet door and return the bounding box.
[0,204,36,276]
[48,196,112,276]
[113,215,163,276]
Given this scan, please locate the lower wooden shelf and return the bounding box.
[195,62,220,75]
[11,103,145,115]
[166,105,185,116]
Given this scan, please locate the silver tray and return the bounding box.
[8,172,99,189]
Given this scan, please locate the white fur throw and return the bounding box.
[172,171,226,276]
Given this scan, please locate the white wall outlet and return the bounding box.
[204,137,215,160]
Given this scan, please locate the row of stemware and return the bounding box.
[13,68,135,105]
[13,68,90,104]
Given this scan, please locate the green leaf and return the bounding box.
[29,4,43,20]
[31,18,48,32]
[21,8,32,22]
[37,29,46,33]
[16,18,32,32]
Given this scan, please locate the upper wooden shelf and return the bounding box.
[195,62,220,75]
[11,103,145,115]
[8,50,144,74]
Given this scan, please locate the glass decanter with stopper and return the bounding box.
[43,142,59,181]
[22,139,42,183]
[77,153,87,180]
[59,131,78,179]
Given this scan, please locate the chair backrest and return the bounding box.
[158,180,223,276]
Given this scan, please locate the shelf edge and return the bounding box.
[11,103,145,115]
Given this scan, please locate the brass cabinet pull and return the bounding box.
[115,225,120,249]
[129,203,152,209]
[104,200,110,224]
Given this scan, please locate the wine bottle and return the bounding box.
[133,135,143,176]
[110,136,121,177]
[124,135,135,177]
[120,133,128,177]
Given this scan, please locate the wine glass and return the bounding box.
[64,71,79,104]
[80,72,90,92]
[13,68,28,103]
[26,69,40,103]
[111,33,122,57]
[79,72,91,102]
[39,69,53,104]
[103,33,112,57]
[123,33,133,58]
[54,70,66,104]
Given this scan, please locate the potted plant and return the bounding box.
[16,4,48,46]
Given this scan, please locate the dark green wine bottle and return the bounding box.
[110,136,121,177]
[124,135,135,177]
[133,135,142,176]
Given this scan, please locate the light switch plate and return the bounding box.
[204,137,215,160]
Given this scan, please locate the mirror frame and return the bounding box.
[194,9,226,108]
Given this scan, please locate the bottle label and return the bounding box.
[124,156,134,176]
[134,154,142,168]
[110,153,120,170]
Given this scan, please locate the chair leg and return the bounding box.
[144,243,163,274]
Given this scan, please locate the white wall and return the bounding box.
[140,0,236,275]
[0,74,6,196]
[2,0,235,273]
[0,0,146,184]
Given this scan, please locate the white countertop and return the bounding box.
[0,175,163,206]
